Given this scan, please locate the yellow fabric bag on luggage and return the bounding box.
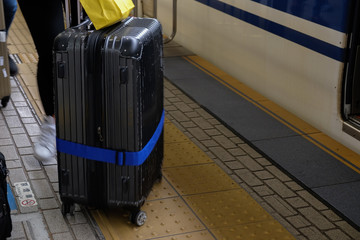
[80,0,135,30]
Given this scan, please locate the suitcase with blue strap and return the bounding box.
[53,17,163,226]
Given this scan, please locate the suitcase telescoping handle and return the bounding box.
[71,18,92,31]
[64,0,82,28]
[64,0,93,30]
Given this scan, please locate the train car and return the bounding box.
[145,0,360,155]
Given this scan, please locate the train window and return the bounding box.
[343,0,360,140]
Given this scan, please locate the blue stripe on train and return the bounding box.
[195,0,345,62]
[251,0,352,33]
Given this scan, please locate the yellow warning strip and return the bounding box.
[91,209,121,240]
[92,119,296,240]
[184,55,360,174]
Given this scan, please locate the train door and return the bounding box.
[343,0,360,140]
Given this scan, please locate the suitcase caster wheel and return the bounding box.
[131,210,147,226]
[61,203,75,216]
[69,204,75,216]
[1,96,10,108]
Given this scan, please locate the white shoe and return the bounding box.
[34,116,56,161]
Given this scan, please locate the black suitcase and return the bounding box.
[53,17,164,226]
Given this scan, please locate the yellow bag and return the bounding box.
[80,0,135,30]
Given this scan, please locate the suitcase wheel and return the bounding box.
[1,96,10,108]
[61,202,75,216]
[131,210,147,226]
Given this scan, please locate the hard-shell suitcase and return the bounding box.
[0,0,10,108]
[53,17,164,226]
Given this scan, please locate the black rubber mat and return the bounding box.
[164,56,360,228]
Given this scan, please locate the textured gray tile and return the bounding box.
[44,165,58,183]
[314,181,360,228]
[5,115,22,128]
[8,168,27,185]
[13,134,32,148]
[16,106,33,118]
[22,155,42,171]
[71,224,97,240]
[31,179,54,199]
[0,125,11,138]
[53,232,74,240]
[24,123,40,136]
[253,136,360,188]
[38,198,59,210]
[0,145,19,160]
[43,209,69,233]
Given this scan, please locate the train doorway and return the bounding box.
[343,0,360,140]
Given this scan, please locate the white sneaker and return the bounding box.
[34,116,56,161]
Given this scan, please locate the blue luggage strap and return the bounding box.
[56,110,164,166]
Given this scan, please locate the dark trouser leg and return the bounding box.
[17,0,65,116]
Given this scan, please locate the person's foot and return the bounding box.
[8,56,18,76]
[34,116,56,161]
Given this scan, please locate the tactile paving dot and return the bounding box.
[164,122,189,143]
[211,220,296,240]
[94,197,206,239]
[163,163,239,195]
[164,141,213,168]
[147,177,178,200]
[184,189,273,228]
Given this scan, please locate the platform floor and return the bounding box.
[2,8,360,240]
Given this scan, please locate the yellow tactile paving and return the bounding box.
[90,120,296,239]
[184,189,273,228]
[164,122,189,143]
[153,230,216,240]
[146,178,178,201]
[92,197,208,240]
[163,164,240,195]
[211,221,295,240]
[164,141,213,168]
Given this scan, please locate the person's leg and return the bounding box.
[17,0,65,160]
[18,0,64,116]
[3,0,18,76]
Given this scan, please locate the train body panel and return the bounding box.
[155,0,360,154]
